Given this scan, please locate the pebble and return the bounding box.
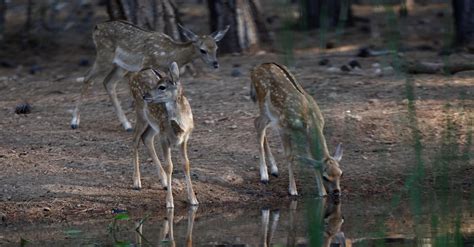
[318,58,330,66]
[340,65,351,72]
[349,60,361,69]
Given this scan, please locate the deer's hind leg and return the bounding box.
[103,65,132,131]
[180,136,198,206]
[71,61,103,129]
[255,115,276,184]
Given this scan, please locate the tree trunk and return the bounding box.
[0,0,5,41]
[106,0,181,39]
[452,0,474,48]
[208,0,270,54]
[299,0,352,30]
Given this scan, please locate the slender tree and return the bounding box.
[106,0,181,39]
[299,0,352,30]
[452,0,474,48]
[208,0,270,54]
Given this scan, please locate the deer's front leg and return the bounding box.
[141,126,168,189]
[162,142,174,208]
[103,65,132,131]
[255,115,271,184]
[180,138,198,206]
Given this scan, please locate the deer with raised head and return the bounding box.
[250,62,343,197]
[125,62,197,208]
[70,20,229,131]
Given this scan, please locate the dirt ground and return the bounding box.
[0,2,472,227]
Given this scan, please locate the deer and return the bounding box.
[250,62,343,197]
[124,62,197,208]
[260,199,345,247]
[70,20,229,131]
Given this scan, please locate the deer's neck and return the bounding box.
[169,42,199,66]
[307,116,331,160]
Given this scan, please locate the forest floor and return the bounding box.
[0,2,472,233]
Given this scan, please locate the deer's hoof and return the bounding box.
[260,179,269,185]
[71,124,79,129]
[271,172,279,178]
[288,190,298,197]
[162,186,168,191]
[132,187,141,191]
[126,128,133,132]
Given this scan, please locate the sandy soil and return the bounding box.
[0,2,472,227]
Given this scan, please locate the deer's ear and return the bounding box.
[113,46,144,72]
[151,69,164,80]
[211,25,230,42]
[178,24,198,42]
[169,62,180,82]
[333,143,343,162]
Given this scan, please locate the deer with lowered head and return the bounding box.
[70,20,229,131]
[124,62,197,208]
[250,62,343,197]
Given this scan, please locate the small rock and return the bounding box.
[327,67,340,73]
[401,99,409,105]
[372,63,380,68]
[15,102,31,114]
[349,60,361,69]
[43,207,51,212]
[318,58,330,66]
[326,41,335,49]
[76,77,85,83]
[374,68,382,76]
[204,120,215,125]
[357,47,371,57]
[231,68,242,77]
[340,65,350,72]
[229,125,238,129]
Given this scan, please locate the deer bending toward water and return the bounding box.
[125,62,197,208]
[71,20,229,131]
[250,63,343,197]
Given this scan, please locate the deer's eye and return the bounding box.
[200,48,207,54]
[158,85,166,90]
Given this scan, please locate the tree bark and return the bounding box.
[208,0,270,54]
[452,0,474,47]
[299,0,353,30]
[0,0,5,41]
[106,0,181,39]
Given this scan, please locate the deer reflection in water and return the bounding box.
[261,199,346,247]
[135,206,198,247]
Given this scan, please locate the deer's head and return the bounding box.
[322,143,343,198]
[178,24,229,69]
[142,62,182,104]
